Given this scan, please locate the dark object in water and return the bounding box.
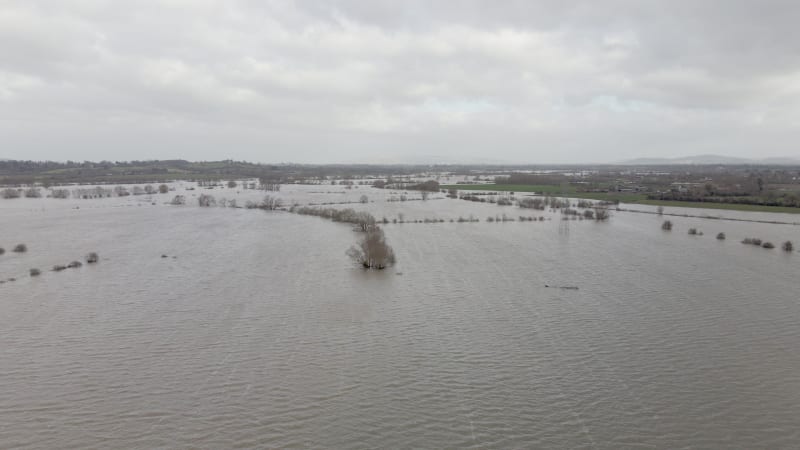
[162,254,168,258]
[545,284,579,290]
[67,261,83,268]
[30,268,41,277]
[53,265,67,272]
[85,252,99,264]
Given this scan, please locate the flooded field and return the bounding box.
[2,183,800,448]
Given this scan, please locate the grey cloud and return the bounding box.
[1,0,799,163]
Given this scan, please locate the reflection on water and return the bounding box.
[1,184,799,448]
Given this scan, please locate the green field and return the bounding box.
[442,184,800,214]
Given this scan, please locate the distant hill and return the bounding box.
[620,154,800,165]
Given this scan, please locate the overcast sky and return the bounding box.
[1,1,799,163]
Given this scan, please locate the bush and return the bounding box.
[783,241,794,252]
[30,268,41,277]
[260,195,284,210]
[346,227,396,269]
[688,228,698,235]
[159,184,169,194]
[86,252,99,263]
[170,195,186,205]
[13,244,27,253]
[227,180,237,188]
[762,242,775,249]
[716,232,726,240]
[661,220,673,231]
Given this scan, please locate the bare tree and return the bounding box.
[346,227,396,269]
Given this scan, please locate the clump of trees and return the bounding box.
[518,197,545,210]
[783,241,794,252]
[662,220,673,230]
[198,194,216,207]
[295,207,375,231]
[259,195,284,210]
[51,189,70,199]
[593,207,610,221]
[24,188,41,198]
[2,188,20,199]
[346,227,396,269]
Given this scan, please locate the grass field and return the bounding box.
[442,184,800,214]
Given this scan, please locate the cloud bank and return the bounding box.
[2,1,799,163]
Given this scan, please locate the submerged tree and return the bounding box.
[662,220,673,231]
[346,227,396,270]
[783,241,794,252]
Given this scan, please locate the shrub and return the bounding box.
[583,210,595,219]
[346,227,396,269]
[86,252,99,263]
[496,197,513,206]
[762,242,775,249]
[716,232,726,240]
[688,228,698,235]
[30,268,41,276]
[661,220,673,231]
[227,180,237,188]
[13,244,27,253]
[783,241,794,252]
[52,265,67,272]
[159,184,169,194]
[67,261,83,268]
[170,195,186,205]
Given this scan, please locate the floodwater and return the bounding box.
[1,183,800,448]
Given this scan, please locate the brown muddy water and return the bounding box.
[1,184,799,448]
